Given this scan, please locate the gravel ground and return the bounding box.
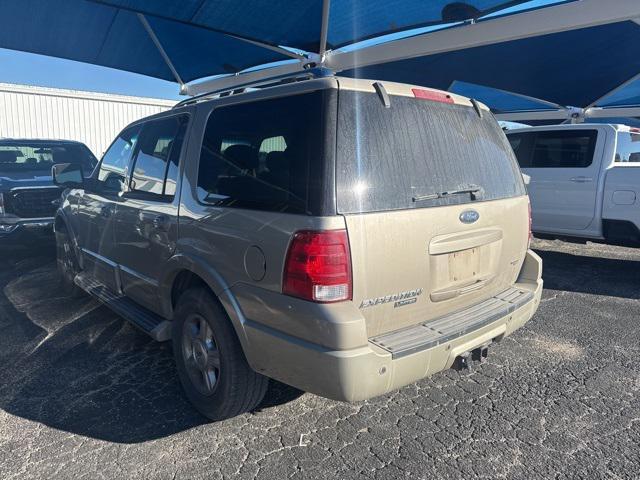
[0,238,638,479]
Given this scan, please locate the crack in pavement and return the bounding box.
[0,240,639,479]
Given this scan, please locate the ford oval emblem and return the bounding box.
[459,210,480,224]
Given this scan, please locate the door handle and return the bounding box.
[570,176,593,183]
[152,214,170,231]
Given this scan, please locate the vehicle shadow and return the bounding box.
[534,248,640,300]
[0,245,301,444]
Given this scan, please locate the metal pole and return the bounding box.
[137,14,185,86]
[326,0,640,72]
[318,0,331,60]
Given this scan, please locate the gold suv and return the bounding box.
[53,72,543,420]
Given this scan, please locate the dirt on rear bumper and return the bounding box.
[243,250,543,402]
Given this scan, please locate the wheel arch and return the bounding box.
[160,253,250,350]
[53,211,82,261]
[53,214,66,233]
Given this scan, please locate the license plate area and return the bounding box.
[448,248,481,283]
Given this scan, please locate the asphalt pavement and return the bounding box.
[0,238,638,479]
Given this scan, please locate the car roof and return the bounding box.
[164,75,490,115]
[0,138,88,145]
[505,123,634,133]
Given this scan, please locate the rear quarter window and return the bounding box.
[196,91,335,215]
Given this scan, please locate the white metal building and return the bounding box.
[0,83,176,157]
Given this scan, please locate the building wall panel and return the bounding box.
[0,83,176,157]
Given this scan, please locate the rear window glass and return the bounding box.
[615,131,640,163]
[530,130,597,168]
[336,91,525,214]
[508,130,598,168]
[196,92,327,214]
[0,142,97,173]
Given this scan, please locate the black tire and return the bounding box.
[172,287,268,421]
[54,224,84,298]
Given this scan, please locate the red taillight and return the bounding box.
[283,230,352,303]
[411,88,454,104]
[630,127,640,133]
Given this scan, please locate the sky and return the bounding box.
[0,47,182,100]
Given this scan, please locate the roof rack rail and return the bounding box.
[174,66,334,109]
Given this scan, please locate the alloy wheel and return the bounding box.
[181,314,221,396]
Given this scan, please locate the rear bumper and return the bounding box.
[242,250,543,402]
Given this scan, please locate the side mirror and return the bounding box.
[52,163,84,188]
[522,173,531,186]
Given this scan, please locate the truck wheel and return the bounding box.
[172,287,268,421]
[55,225,84,297]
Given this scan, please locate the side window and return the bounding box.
[130,115,187,199]
[531,130,597,168]
[615,131,640,163]
[196,92,324,214]
[507,132,534,168]
[258,135,287,171]
[98,125,141,191]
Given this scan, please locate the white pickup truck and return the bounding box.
[506,124,640,246]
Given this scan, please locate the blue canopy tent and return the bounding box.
[0,0,639,123]
[0,0,291,84]
[344,21,640,108]
[341,19,640,123]
[75,0,539,52]
[0,0,537,86]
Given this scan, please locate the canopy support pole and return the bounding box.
[326,0,640,72]
[495,110,571,122]
[496,105,640,123]
[318,0,331,61]
[137,14,185,88]
[225,36,307,60]
[585,106,640,119]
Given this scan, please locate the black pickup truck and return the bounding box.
[0,139,97,244]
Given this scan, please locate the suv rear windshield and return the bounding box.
[0,142,97,174]
[336,91,525,214]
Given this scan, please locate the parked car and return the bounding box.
[53,73,543,420]
[507,124,640,246]
[0,139,97,244]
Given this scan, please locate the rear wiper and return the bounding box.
[412,185,482,203]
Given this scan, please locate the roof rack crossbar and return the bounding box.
[174,67,334,109]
